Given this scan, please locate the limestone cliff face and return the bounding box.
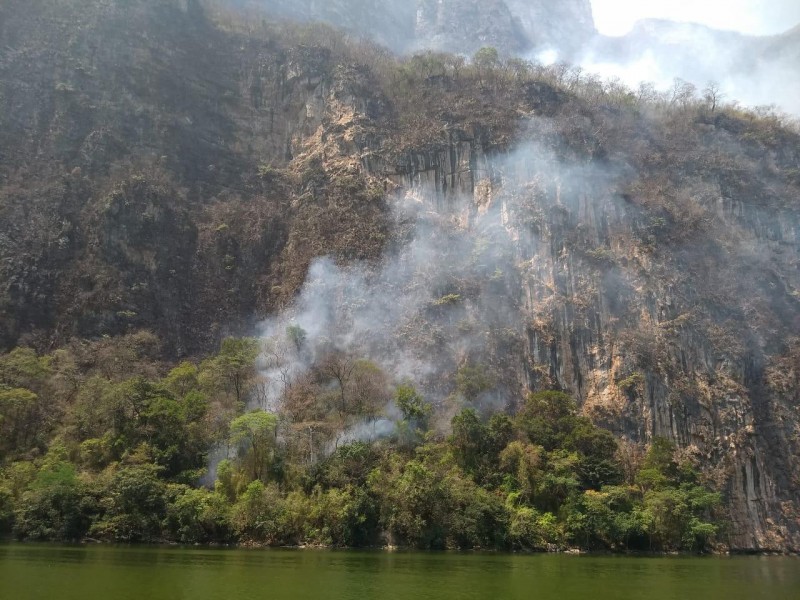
[246,0,596,55]
[361,128,800,551]
[241,0,417,53]
[413,0,529,55]
[505,0,595,55]
[283,54,800,550]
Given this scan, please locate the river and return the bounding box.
[1,544,798,599]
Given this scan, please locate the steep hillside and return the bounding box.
[1,0,800,551]
[236,0,595,56]
[233,1,800,115]
[0,0,389,353]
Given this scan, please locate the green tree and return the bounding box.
[286,325,307,352]
[506,502,561,551]
[630,438,721,551]
[165,484,232,543]
[0,348,51,388]
[473,46,499,71]
[0,387,38,458]
[369,456,449,549]
[77,377,209,477]
[455,364,493,402]
[569,486,640,550]
[141,387,209,479]
[566,419,622,489]
[0,347,52,458]
[394,383,432,447]
[500,441,543,504]
[201,338,260,406]
[537,450,581,513]
[214,458,249,501]
[637,437,680,488]
[305,485,378,547]
[230,480,294,543]
[13,455,94,542]
[317,442,380,489]
[91,464,167,542]
[516,391,578,451]
[0,482,12,534]
[394,383,431,426]
[229,411,278,482]
[444,471,506,549]
[450,408,486,476]
[164,361,200,398]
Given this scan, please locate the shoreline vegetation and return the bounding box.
[1,335,725,554]
[2,538,796,557]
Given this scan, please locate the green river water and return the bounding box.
[1,544,798,600]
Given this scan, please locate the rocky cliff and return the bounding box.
[373,127,800,552]
[1,0,799,551]
[237,0,595,56]
[236,0,799,116]
[505,0,595,55]
[241,1,799,115]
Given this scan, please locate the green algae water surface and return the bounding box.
[1,544,799,600]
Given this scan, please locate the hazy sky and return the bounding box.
[592,0,800,36]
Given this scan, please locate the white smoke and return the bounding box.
[591,0,800,37]
[577,22,800,116]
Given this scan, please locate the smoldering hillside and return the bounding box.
[254,149,535,422]
[2,0,800,550]
[253,131,627,425]
[252,72,800,549]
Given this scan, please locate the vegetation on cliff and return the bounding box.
[1,0,799,551]
[2,0,797,355]
[0,335,720,551]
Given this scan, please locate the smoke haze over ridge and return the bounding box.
[592,0,800,37]
[233,1,800,114]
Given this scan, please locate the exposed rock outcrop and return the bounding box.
[242,0,596,56]
[371,132,800,551]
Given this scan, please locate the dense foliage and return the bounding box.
[0,336,721,551]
